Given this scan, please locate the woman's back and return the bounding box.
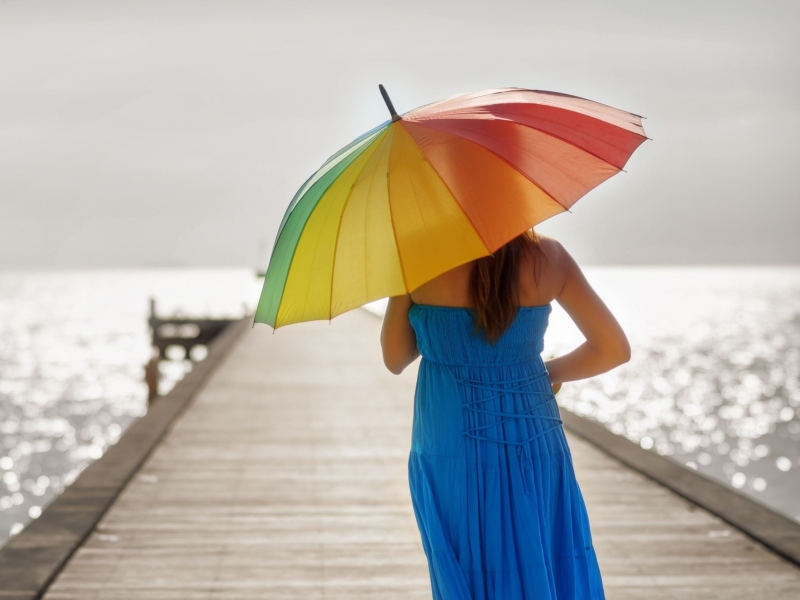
[410,235,564,309]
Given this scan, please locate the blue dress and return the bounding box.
[407,303,605,599]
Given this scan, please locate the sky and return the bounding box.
[1,0,798,269]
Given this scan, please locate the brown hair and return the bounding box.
[469,229,541,345]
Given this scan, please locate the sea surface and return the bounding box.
[0,267,798,549]
[0,269,262,549]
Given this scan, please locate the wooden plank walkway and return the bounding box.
[40,309,800,599]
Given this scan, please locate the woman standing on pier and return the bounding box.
[380,229,630,599]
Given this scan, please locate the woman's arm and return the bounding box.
[380,294,420,375]
[544,242,631,385]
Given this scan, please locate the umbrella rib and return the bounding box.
[411,89,647,134]
[328,130,390,320]
[500,109,645,170]
[386,128,411,293]
[273,125,388,252]
[448,119,614,207]
[408,120,575,213]
[397,124,493,256]
[410,107,643,172]
[262,133,382,328]
[400,123,564,255]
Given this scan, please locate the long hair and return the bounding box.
[469,229,541,345]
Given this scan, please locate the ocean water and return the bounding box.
[0,269,263,549]
[0,267,798,550]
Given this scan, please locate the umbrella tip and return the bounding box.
[379,84,401,122]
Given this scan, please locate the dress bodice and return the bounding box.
[408,303,552,366]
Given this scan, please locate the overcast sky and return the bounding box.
[1,0,798,268]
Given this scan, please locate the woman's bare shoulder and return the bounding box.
[532,234,585,296]
[534,234,571,269]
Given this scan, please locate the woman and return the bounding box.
[380,229,630,599]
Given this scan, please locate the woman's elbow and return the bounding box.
[381,349,408,375]
[382,347,420,375]
[596,335,630,369]
[383,357,406,375]
[612,337,631,366]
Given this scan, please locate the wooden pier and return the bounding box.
[7,309,800,598]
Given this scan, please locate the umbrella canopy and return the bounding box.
[255,86,647,328]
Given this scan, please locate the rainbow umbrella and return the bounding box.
[255,86,647,328]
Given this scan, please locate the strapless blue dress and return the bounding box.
[407,303,605,599]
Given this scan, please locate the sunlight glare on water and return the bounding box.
[0,269,262,548]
